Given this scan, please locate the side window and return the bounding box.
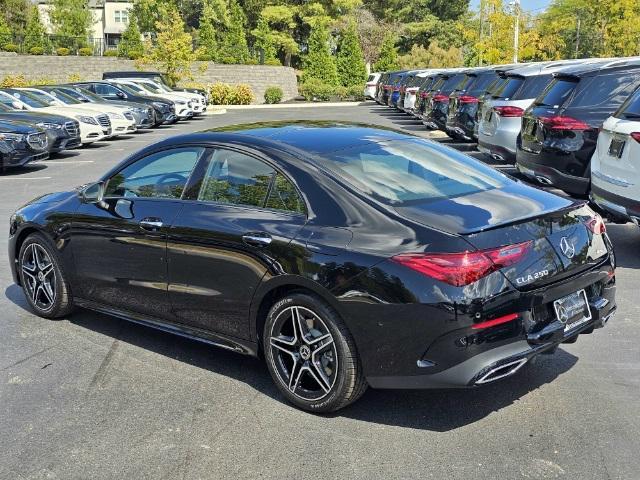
[105,147,204,199]
[570,74,640,108]
[265,173,305,214]
[199,149,274,207]
[94,83,118,96]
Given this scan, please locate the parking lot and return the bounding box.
[1,103,639,480]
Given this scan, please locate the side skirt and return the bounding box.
[74,298,259,357]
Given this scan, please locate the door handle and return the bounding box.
[139,218,163,231]
[242,233,272,247]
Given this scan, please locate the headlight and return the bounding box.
[0,132,25,142]
[131,106,146,113]
[36,122,63,130]
[175,100,186,105]
[152,101,165,108]
[107,112,124,119]
[76,115,98,125]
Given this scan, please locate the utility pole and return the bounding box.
[575,17,581,58]
[512,0,520,63]
[479,0,484,66]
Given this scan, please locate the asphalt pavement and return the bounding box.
[0,104,638,480]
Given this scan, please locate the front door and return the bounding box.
[70,146,206,319]
[167,147,307,339]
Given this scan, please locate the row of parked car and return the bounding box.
[365,57,640,227]
[0,71,209,173]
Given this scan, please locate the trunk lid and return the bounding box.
[395,184,608,290]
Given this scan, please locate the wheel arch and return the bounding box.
[11,224,50,286]
[250,275,346,355]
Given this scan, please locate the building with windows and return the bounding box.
[37,0,133,52]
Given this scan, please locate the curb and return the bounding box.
[208,102,363,110]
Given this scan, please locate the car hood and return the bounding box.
[24,190,75,206]
[395,181,573,235]
[38,105,96,117]
[0,111,74,124]
[0,118,41,134]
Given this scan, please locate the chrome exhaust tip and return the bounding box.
[475,358,528,384]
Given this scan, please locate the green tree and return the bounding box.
[373,32,399,71]
[398,42,462,68]
[336,21,367,87]
[0,0,31,38]
[137,5,198,85]
[131,0,165,34]
[117,13,144,59]
[0,15,12,47]
[252,17,278,64]
[23,6,50,52]
[303,19,338,85]
[258,5,298,66]
[218,0,249,63]
[49,0,92,49]
[197,1,219,60]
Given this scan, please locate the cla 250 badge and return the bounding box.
[516,269,549,285]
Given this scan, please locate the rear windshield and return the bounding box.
[492,76,524,99]
[511,74,553,100]
[429,76,446,92]
[367,74,376,82]
[322,139,508,205]
[441,74,466,93]
[536,79,577,108]
[467,72,499,96]
[568,73,640,109]
[615,85,640,119]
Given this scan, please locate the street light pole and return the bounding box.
[513,0,520,63]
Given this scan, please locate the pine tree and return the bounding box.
[373,32,399,72]
[303,20,338,86]
[198,1,218,60]
[252,17,278,64]
[336,21,367,87]
[219,0,249,64]
[23,7,50,52]
[117,14,143,59]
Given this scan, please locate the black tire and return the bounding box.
[18,233,74,319]
[263,292,367,413]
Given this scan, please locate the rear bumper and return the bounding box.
[516,152,590,196]
[591,184,640,225]
[477,140,516,163]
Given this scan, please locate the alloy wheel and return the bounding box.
[21,243,56,312]
[269,306,338,401]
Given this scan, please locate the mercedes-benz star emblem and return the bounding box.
[556,305,569,323]
[559,236,576,259]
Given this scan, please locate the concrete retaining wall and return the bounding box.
[0,53,299,103]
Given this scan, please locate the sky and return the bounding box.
[469,0,551,13]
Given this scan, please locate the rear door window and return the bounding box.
[511,74,552,100]
[616,85,640,119]
[536,79,578,108]
[569,73,640,109]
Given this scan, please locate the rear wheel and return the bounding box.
[18,233,74,319]
[264,293,367,413]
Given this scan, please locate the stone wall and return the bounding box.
[0,53,299,103]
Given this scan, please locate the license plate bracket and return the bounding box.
[553,289,592,332]
[608,138,625,158]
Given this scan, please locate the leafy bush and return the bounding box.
[104,49,118,57]
[1,74,29,88]
[78,47,92,56]
[68,73,83,83]
[334,85,349,101]
[2,43,18,52]
[264,58,281,66]
[56,47,70,56]
[208,83,254,105]
[299,78,334,101]
[29,46,44,55]
[347,84,365,101]
[264,86,283,104]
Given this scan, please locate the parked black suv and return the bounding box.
[0,119,49,172]
[516,58,640,196]
[421,70,466,130]
[102,71,209,103]
[446,66,517,141]
[0,101,80,153]
[72,81,176,126]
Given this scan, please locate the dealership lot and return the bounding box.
[1,105,639,480]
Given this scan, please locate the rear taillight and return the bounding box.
[420,92,428,98]
[433,94,449,103]
[459,95,478,104]
[539,115,590,130]
[585,213,606,235]
[494,106,524,117]
[630,132,640,143]
[366,82,377,87]
[391,241,532,287]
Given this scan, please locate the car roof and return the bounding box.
[551,57,640,77]
[149,121,418,158]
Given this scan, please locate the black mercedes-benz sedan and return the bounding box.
[8,122,617,412]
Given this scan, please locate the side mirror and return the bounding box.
[11,101,23,110]
[79,181,104,203]
[116,91,126,99]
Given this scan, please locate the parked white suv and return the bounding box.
[364,73,381,100]
[0,89,110,144]
[591,85,640,225]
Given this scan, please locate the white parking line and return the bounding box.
[40,160,95,164]
[0,176,51,180]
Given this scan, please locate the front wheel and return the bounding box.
[263,293,367,413]
[18,233,74,319]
